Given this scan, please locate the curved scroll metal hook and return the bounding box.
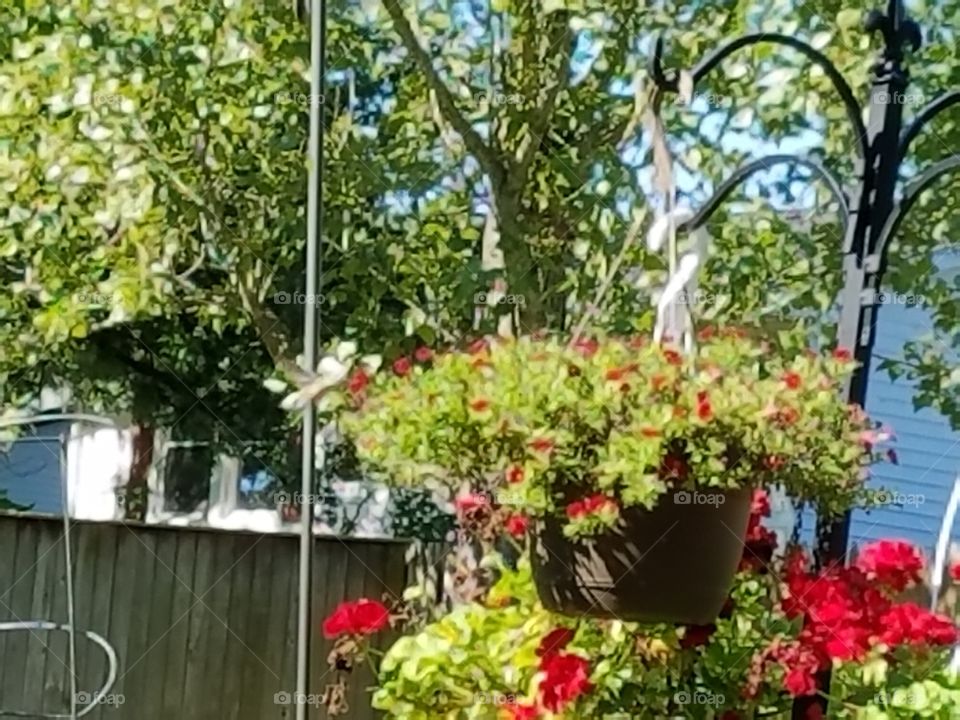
[650,32,868,159]
[676,154,850,233]
[898,90,960,161]
[874,155,960,262]
[0,621,118,718]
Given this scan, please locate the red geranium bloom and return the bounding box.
[392,357,412,376]
[505,513,530,538]
[833,347,853,362]
[782,371,802,389]
[413,346,433,362]
[605,367,626,381]
[470,397,491,412]
[853,539,924,592]
[322,598,389,638]
[346,369,369,396]
[878,602,958,646]
[506,465,525,484]
[538,652,592,712]
[566,500,586,519]
[505,704,540,720]
[751,489,771,517]
[528,437,554,454]
[536,628,575,659]
[783,668,817,697]
[639,426,660,438]
[950,562,960,582]
[651,374,668,391]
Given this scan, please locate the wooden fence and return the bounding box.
[0,513,424,719]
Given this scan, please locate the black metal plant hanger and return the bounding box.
[649,0,959,715]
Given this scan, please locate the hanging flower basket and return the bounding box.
[532,487,752,623]
[336,331,891,624]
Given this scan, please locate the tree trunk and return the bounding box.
[124,423,154,521]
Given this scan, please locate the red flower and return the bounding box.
[536,628,575,659]
[639,426,660,438]
[413,346,433,362]
[697,326,716,341]
[346,369,369,396]
[751,489,771,518]
[322,598,389,639]
[663,348,682,366]
[696,391,713,421]
[528,437,554,454]
[651,374,668,391]
[505,704,540,720]
[878,603,958,646]
[853,540,924,592]
[566,494,616,520]
[505,513,530,538]
[783,668,817,697]
[585,494,616,513]
[605,367,626,381]
[506,465,524,484]
[833,347,853,362]
[454,493,489,513]
[950,562,960,582]
[470,397,491,412]
[392,357,412,376]
[538,653,592,712]
[782,371,802,389]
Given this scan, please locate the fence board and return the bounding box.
[0,513,415,720]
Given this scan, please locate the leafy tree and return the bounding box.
[1,0,958,485]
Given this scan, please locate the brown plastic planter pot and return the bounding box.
[531,488,753,625]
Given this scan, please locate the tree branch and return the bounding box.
[510,13,573,189]
[383,0,504,184]
[236,279,300,377]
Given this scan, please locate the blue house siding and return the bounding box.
[848,301,960,554]
[0,421,68,514]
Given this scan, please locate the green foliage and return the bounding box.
[370,558,796,718]
[341,331,885,530]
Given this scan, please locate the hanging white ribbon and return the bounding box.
[646,207,711,354]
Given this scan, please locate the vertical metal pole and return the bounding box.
[798,4,912,717]
[60,433,78,720]
[296,0,326,717]
[820,1,910,568]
